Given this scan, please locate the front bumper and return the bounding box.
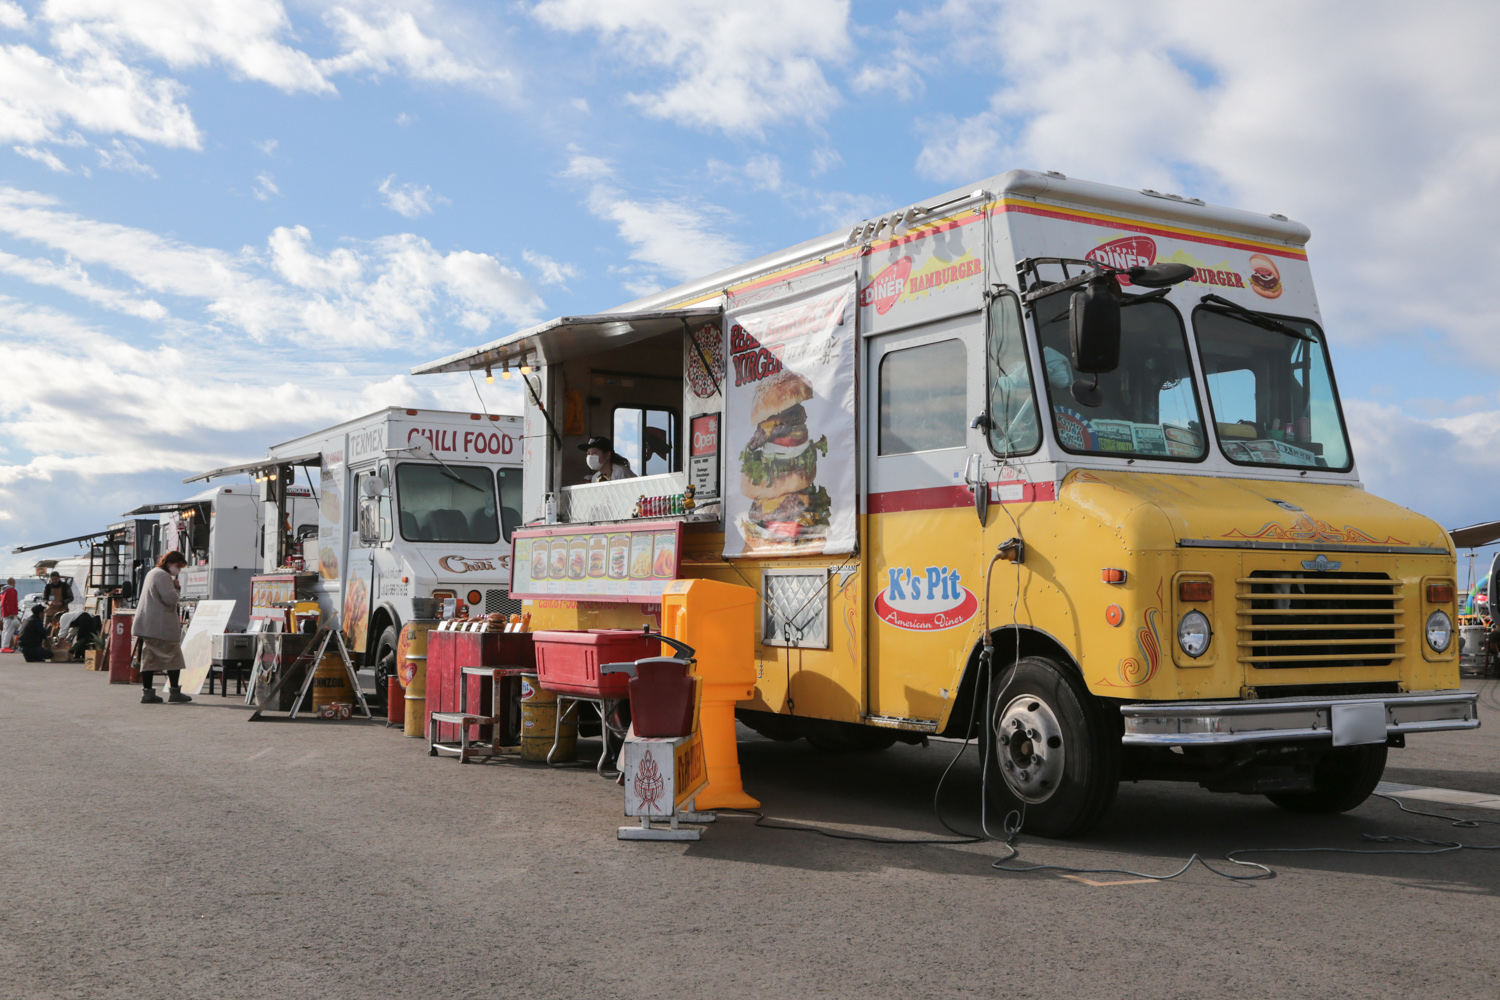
[1120,690,1480,747]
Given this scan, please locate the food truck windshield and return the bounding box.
[1032,289,1206,461]
[395,462,503,543]
[1193,308,1352,470]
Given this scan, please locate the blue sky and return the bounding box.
[3,0,1500,585]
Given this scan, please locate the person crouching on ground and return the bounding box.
[17,605,52,662]
[135,551,192,704]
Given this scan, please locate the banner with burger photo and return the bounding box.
[723,279,857,558]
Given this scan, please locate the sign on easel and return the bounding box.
[178,600,237,694]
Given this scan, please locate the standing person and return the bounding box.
[42,571,73,629]
[580,436,636,483]
[1,577,19,653]
[134,551,192,705]
[17,606,51,662]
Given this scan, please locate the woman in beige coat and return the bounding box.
[135,551,192,704]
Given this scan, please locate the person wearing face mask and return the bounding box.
[133,551,192,704]
[580,435,636,484]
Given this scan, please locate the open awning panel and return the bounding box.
[183,450,321,484]
[12,528,127,554]
[1450,519,1500,549]
[411,305,722,375]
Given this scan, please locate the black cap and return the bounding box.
[579,436,613,453]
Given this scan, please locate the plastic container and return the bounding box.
[628,659,699,738]
[533,629,661,698]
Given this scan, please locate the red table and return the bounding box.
[425,630,535,744]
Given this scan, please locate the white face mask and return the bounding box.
[586,453,603,470]
[167,565,181,578]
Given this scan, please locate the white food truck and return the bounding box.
[123,484,314,631]
[187,407,524,697]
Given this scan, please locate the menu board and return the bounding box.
[509,521,684,604]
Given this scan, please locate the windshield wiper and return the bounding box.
[1199,293,1314,341]
[394,445,486,493]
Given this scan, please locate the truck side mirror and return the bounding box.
[1069,279,1121,375]
[361,476,386,497]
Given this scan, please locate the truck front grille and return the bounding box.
[485,588,522,618]
[1237,570,1402,670]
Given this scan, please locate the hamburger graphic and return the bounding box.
[1248,253,1282,299]
[738,370,831,550]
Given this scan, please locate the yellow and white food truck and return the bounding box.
[415,170,1477,836]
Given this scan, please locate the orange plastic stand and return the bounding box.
[661,578,760,810]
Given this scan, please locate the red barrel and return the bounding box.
[107,612,136,684]
[387,676,405,725]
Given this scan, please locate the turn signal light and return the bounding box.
[467,589,483,606]
[1101,568,1127,584]
[1427,584,1455,604]
[1179,581,1213,602]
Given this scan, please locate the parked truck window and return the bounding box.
[1194,309,1352,470]
[987,291,1042,455]
[878,339,967,455]
[395,463,500,543]
[497,467,522,543]
[612,406,677,475]
[1034,292,1206,460]
[377,462,392,541]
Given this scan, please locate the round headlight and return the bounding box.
[1426,609,1453,652]
[1177,610,1211,658]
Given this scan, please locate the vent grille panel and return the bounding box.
[1238,571,1402,670]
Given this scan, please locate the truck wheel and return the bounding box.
[373,625,398,709]
[983,656,1120,839]
[1264,744,1387,814]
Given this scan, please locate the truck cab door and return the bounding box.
[865,311,992,725]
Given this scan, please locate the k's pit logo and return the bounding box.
[875,566,979,632]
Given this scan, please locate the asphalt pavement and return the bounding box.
[2,653,1498,1000]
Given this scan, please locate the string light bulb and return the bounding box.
[484,366,494,384]
[520,363,531,375]
[501,361,512,380]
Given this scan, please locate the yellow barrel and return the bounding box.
[399,620,438,739]
[520,674,576,762]
[310,649,350,711]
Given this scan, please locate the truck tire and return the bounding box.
[1264,744,1387,814]
[983,656,1120,839]
[373,625,399,709]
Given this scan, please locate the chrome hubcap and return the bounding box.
[995,694,1065,803]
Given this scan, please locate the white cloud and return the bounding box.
[532,0,852,133]
[583,182,747,282]
[394,111,415,126]
[562,150,612,180]
[254,137,277,156]
[0,3,514,153]
[908,0,1500,367]
[810,147,842,176]
[0,185,544,347]
[320,5,514,92]
[44,0,333,93]
[744,153,782,192]
[94,137,155,176]
[377,174,443,218]
[0,32,201,147]
[13,146,70,172]
[253,171,279,200]
[0,249,168,319]
[522,250,580,288]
